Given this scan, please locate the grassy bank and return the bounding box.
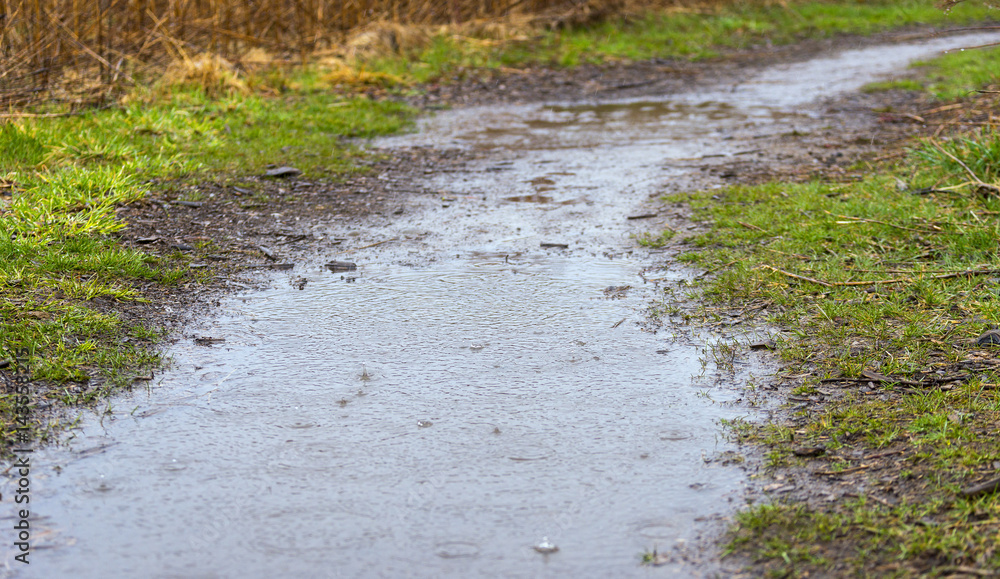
[665,46,1000,576]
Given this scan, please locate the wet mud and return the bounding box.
[6,30,1000,578]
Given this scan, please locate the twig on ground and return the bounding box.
[765,265,1000,288]
[335,238,399,255]
[865,449,904,460]
[960,476,1000,498]
[829,212,951,234]
[696,258,742,279]
[928,139,986,185]
[763,265,832,287]
[737,221,768,232]
[764,248,811,260]
[815,464,870,476]
[820,371,968,388]
[933,567,996,578]
[0,111,88,118]
[922,103,964,115]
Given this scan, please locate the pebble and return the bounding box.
[326,261,357,272]
[977,330,1000,346]
[533,537,558,554]
[264,166,302,178]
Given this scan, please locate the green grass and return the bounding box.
[635,229,677,248]
[728,493,1000,576]
[862,78,925,93]
[693,140,1000,576]
[865,43,1000,100]
[10,93,414,178]
[659,24,1000,576]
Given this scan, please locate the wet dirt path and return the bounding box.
[8,33,1000,579]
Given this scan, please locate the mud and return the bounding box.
[5,28,1000,579]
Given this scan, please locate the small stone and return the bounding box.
[417,420,433,428]
[533,537,558,554]
[792,446,825,457]
[326,261,357,272]
[264,166,302,178]
[749,339,777,351]
[976,330,1000,346]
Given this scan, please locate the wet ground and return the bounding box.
[6,31,1000,578]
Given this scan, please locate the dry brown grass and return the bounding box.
[0,0,756,107]
[0,0,580,107]
[159,53,249,97]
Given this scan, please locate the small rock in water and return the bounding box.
[417,420,433,428]
[470,343,485,351]
[326,261,357,272]
[792,445,825,457]
[533,537,559,554]
[749,339,777,351]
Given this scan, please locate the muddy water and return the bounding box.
[8,33,1000,578]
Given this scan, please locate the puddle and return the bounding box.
[8,32,1000,578]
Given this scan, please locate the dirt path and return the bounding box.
[6,28,998,578]
[112,26,965,311]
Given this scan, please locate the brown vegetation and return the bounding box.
[0,0,636,107]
